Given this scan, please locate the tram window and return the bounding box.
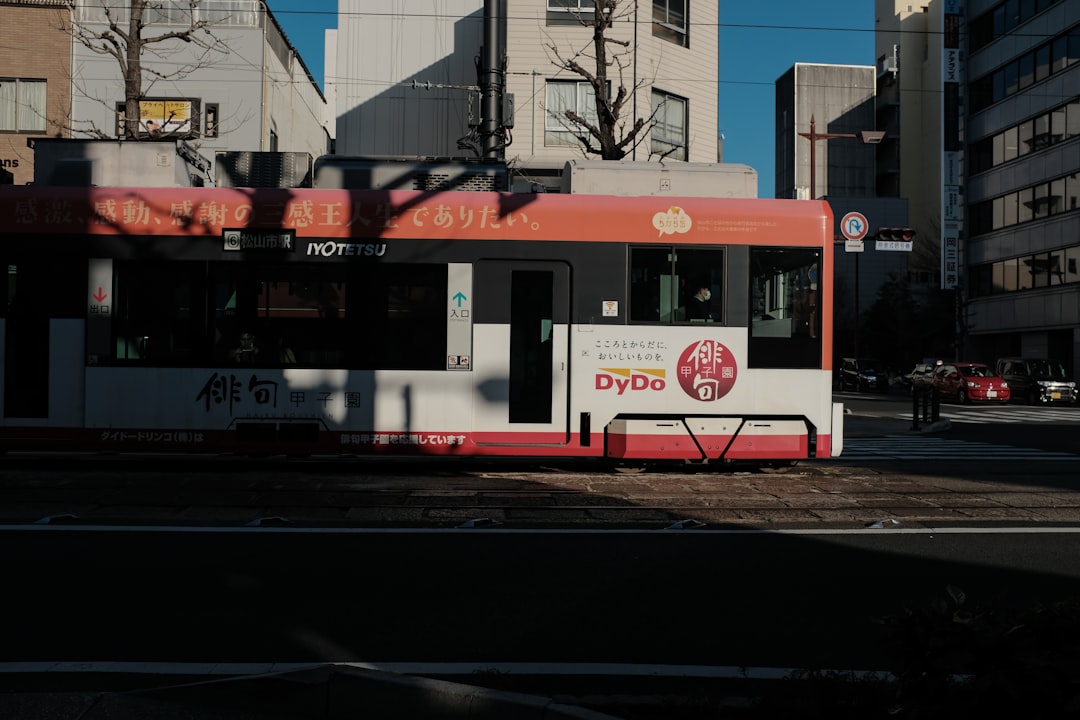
[629,248,668,321]
[113,262,203,364]
[212,263,445,370]
[629,246,724,323]
[748,248,822,369]
[355,263,447,370]
[112,261,447,370]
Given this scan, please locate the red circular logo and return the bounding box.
[676,340,738,401]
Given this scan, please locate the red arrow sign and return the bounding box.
[92,287,108,302]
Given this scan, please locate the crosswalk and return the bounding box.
[894,405,1080,425]
[834,435,1078,462]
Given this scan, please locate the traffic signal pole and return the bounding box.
[854,253,860,357]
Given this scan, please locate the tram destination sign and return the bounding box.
[223,228,296,252]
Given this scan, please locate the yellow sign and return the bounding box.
[138,99,193,135]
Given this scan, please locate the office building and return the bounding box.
[961,0,1079,373]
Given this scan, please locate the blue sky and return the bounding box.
[268,1,876,198]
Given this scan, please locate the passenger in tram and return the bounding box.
[277,336,297,365]
[685,281,713,322]
[231,332,261,363]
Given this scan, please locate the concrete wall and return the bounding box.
[31,139,211,187]
[335,0,483,157]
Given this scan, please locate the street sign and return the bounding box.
[840,212,869,242]
[876,240,913,251]
[845,239,865,253]
[875,227,916,252]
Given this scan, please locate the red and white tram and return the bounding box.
[0,186,843,462]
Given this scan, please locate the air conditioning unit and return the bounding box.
[215,151,313,188]
[313,156,510,192]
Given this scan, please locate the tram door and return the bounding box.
[473,260,569,443]
[3,261,50,418]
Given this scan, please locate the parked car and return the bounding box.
[905,362,936,394]
[837,357,888,392]
[931,362,1010,404]
[995,357,1077,405]
[894,360,937,395]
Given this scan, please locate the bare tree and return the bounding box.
[911,213,942,275]
[63,0,230,139]
[544,0,660,160]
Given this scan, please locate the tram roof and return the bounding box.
[0,186,833,246]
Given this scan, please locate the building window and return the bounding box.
[971,97,1079,177]
[0,78,47,133]
[970,0,1063,52]
[652,0,688,47]
[205,103,219,138]
[971,24,1079,113]
[545,80,602,147]
[546,0,599,25]
[651,90,687,160]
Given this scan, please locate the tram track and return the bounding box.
[3,457,1080,527]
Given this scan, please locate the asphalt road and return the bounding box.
[6,525,1080,667]
[1,394,1078,718]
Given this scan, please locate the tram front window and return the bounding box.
[748,247,822,369]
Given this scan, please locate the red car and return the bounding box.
[931,362,1011,403]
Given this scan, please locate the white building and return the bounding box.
[69,0,329,182]
[329,1,719,188]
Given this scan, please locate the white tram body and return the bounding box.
[1,187,842,462]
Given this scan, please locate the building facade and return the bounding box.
[874,0,1079,377]
[873,1,956,359]
[775,63,878,201]
[330,1,719,188]
[66,0,328,182]
[0,0,73,186]
[961,0,1079,375]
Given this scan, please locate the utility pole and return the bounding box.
[480,0,505,159]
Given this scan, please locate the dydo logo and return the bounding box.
[595,368,666,395]
[676,340,738,401]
